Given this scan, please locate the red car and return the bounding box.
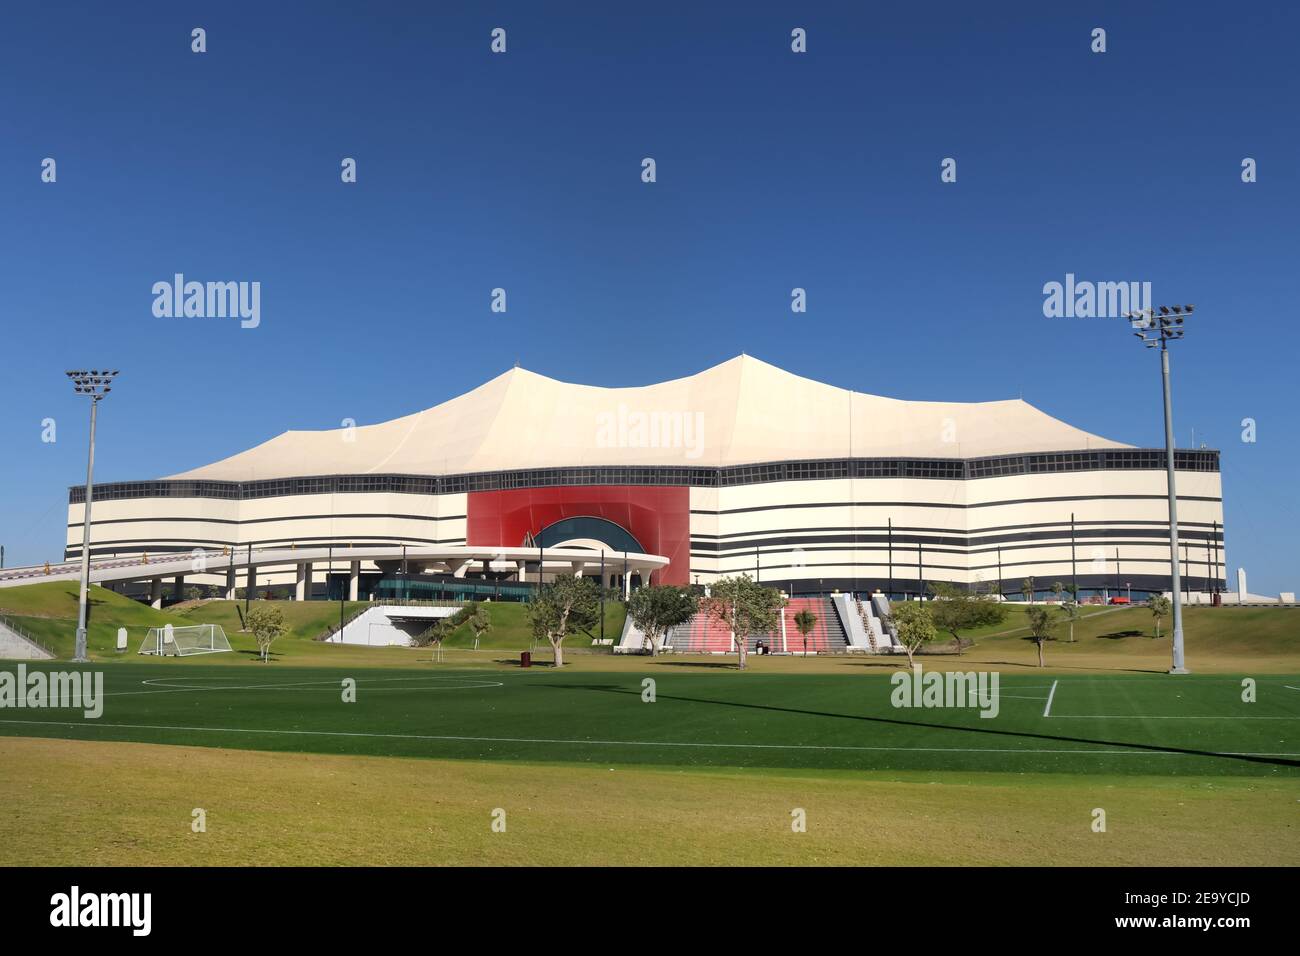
[1109,596,1131,605]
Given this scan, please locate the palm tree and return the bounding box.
[793,609,817,657]
[1021,577,1035,604]
[1062,583,1081,642]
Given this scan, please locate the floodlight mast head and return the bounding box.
[66,369,118,401]
[1124,306,1191,351]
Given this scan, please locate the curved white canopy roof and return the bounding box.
[169,355,1128,481]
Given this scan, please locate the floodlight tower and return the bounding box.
[66,369,119,662]
[1124,305,1193,674]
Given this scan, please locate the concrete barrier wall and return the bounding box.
[0,621,55,660]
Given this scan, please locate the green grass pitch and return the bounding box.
[2,661,1295,778]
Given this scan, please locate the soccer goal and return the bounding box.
[138,623,233,657]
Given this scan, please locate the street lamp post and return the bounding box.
[1125,304,1194,674]
[66,369,119,663]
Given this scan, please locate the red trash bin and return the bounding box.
[521,651,531,667]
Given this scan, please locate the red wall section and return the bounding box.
[466,486,689,585]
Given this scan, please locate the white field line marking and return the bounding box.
[101,676,504,698]
[0,718,1297,758]
[1043,680,1058,718]
[1044,715,1300,720]
[140,675,501,689]
[1014,678,1295,686]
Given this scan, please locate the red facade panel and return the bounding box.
[466,486,689,584]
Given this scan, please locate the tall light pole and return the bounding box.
[67,369,119,663]
[1126,304,1193,674]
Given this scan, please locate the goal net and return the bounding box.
[139,623,233,657]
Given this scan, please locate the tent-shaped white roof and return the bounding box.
[168,355,1128,480]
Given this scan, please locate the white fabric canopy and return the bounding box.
[169,355,1127,480]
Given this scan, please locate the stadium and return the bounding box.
[65,354,1226,607]
[5,0,1298,899]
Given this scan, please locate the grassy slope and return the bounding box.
[2,580,1293,674]
[0,582,184,658]
[1,736,1293,866]
[953,605,1299,673]
[438,599,626,649]
[0,584,622,662]
[0,585,373,661]
[172,599,370,644]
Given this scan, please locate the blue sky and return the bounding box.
[1,1,1296,593]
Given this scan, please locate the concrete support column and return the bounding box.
[349,561,360,601]
[150,577,162,610]
[295,562,311,601]
[571,561,585,577]
[623,573,631,600]
[172,575,185,601]
[247,564,257,601]
[225,566,237,601]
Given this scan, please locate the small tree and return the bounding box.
[246,603,287,663]
[969,589,1008,631]
[927,582,1006,655]
[424,618,454,662]
[626,585,698,656]
[889,601,938,668]
[528,574,601,667]
[1149,594,1172,638]
[468,606,492,650]
[1052,581,1065,604]
[1026,605,1057,668]
[793,609,817,656]
[701,574,784,670]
